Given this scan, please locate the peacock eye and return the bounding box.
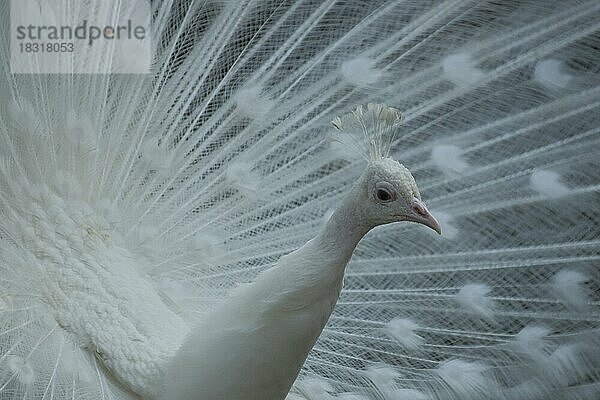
[377,189,391,201]
[374,182,396,203]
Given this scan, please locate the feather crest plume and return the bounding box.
[330,103,402,161]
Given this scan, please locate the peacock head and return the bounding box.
[360,158,441,233]
[331,103,441,234]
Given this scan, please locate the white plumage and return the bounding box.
[1,1,599,400]
[163,156,438,400]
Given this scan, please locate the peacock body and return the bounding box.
[1,1,599,399]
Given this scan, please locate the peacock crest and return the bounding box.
[330,103,403,161]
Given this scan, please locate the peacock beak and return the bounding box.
[406,198,442,235]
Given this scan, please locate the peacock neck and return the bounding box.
[283,184,372,299]
[317,193,371,269]
[260,183,372,313]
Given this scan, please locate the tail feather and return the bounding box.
[1,0,599,399]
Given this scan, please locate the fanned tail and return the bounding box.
[0,1,599,399]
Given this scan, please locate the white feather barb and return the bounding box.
[455,283,495,319]
[383,318,425,349]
